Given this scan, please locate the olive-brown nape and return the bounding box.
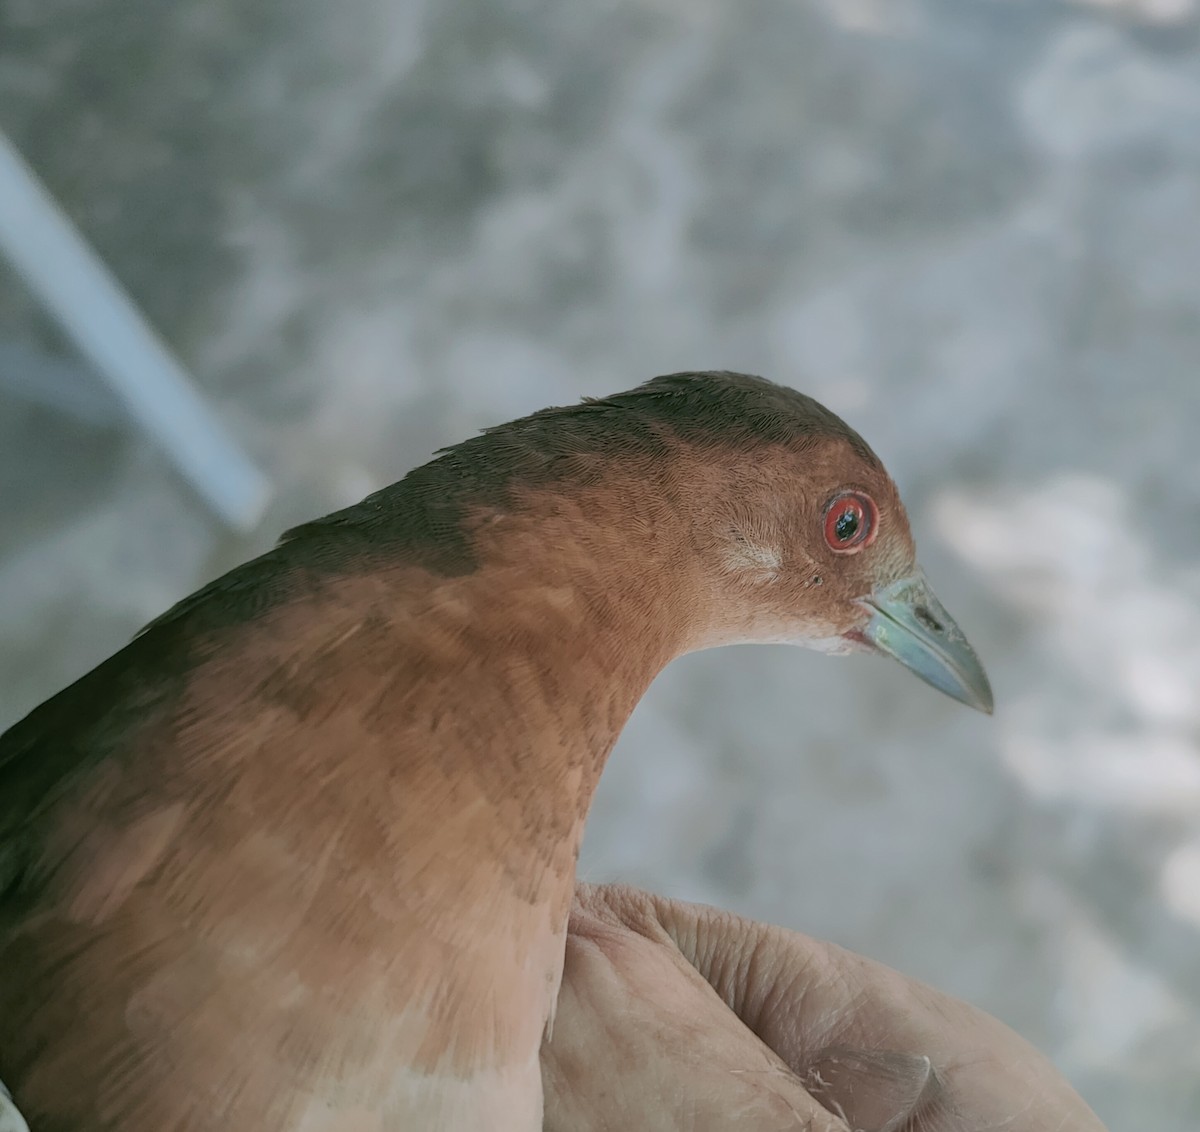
[588,372,882,467]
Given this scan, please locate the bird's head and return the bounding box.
[599,373,994,714]
[361,370,991,713]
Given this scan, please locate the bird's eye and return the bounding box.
[823,492,878,553]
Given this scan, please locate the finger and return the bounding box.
[542,884,853,1131]
[615,885,1108,1132]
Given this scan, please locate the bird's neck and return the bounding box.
[408,480,702,879]
[334,476,707,1077]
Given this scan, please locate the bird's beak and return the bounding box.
[855,573,993,714]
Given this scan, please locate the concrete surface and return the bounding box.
[2,0,1199,1126]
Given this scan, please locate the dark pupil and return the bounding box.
[834,508,859,542]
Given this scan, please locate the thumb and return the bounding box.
[645,887,1108,1132]
[543,883,852,1131]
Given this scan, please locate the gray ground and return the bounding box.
[2,0,1199,1127]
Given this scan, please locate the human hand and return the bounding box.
[542,883,1107,1131]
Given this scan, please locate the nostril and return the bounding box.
[913,604,944,634]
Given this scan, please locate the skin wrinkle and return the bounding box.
[669,904,825,1051]
[740,930,792,1034]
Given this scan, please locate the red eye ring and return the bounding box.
[823,492,878,553]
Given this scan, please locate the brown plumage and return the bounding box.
[0,372,990,1130]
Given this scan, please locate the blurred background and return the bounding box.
[2,0,1199,1126]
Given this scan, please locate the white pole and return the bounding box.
[0,1077,29,1132]
[0,131,271,531]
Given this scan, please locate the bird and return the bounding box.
[0,371,991,1131]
